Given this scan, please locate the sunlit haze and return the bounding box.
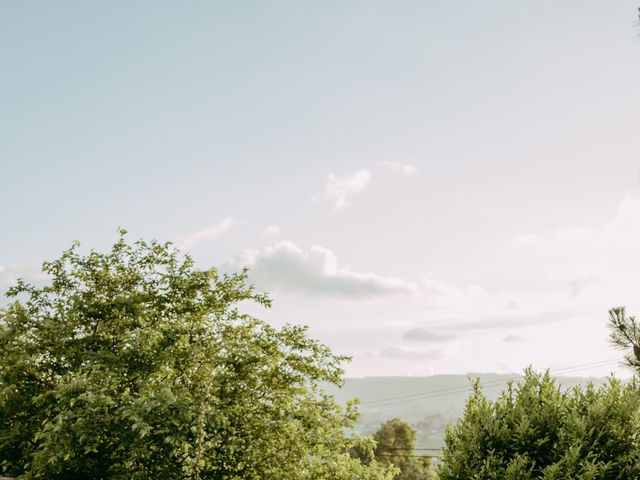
[2,1,640,378]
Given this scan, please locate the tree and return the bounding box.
[351,418,434,480]
[0,233,395,480]
[437,369,640,480]
[608,307,640,370]
[373,419,434,480]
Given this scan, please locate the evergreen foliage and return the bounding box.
[437,369,640,480]
[608,307,640,370]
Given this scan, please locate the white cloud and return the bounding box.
[510,195,640,255]
[421,275,515,315]
[177,217,235,249]
[381,161,417,176]
[511,227,593,250]
[508,194,640,306]
[503,334,524,343]
[503,301,520,311]
[231,241,418,299]
[0,265,47,295]
[448,310,579,331]
[229,241,522,318]
[377,346,444,361]
[402,327,456,342]
[263,224,280,235]
[412,276,578,333]
[569,277,599,297]
[313,169,372,209]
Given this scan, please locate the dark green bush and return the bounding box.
[438,369,640,480]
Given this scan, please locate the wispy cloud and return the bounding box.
[449,310,579,331]
[230,241,417,299]
[177,217,235,249]
[262,224,280,235]
[421,275,516,315]
[569,277,599,297]
[510,195,640,255]
[507,195,640,305]
[377,346,444,361]
[402,327,456,343]
[381,161,417,176]
[313,169,372,209]
[503,334,524,343]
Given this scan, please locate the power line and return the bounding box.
[363,360,620,408]
[361,359,619,407]
[312,359,625,461]
[380,447,442,452]
[359,359,621,408]
[361,359,619,406]
[376,453,441,458]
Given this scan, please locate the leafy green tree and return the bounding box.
[437,369,640,480]
[0,233,395,480]
[352,418,434,480]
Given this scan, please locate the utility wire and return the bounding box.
[376,453,440,458]
[336,359,623,459]
[361,360,619,408]
[380,447,442,451]
[362,359,619,406]
[359,358,620,408]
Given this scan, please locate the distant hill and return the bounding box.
[325,374,610,450]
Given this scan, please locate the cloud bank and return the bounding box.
[509,194,640,302]
[511,195,640,256]
[231,241,417,299]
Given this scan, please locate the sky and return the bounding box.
[1,1,640,377]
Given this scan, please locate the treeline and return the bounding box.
[2,235,640,479]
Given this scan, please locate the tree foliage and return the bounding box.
[0,233,394,480]
[608,306,640,371]
[437,369,640,480]
[372,419,433,480]
[351,418,434,480]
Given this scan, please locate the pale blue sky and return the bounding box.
[2,1,640,376]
